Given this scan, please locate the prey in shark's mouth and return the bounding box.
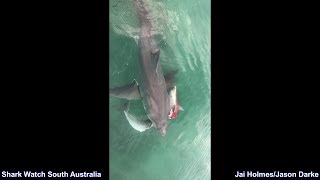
[116,85,183,136]
[168,86,184,120]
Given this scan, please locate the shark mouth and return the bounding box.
[169,104,180,119]
[168,86,184,119]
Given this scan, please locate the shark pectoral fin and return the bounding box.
[110,79,141,100]
[179,106,184,111]
[164,69,179,88]
[141,119,154,128]
[123,103,153,132]
[124,111,152,132]
[126,117,152,132]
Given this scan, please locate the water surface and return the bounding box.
[109,0,211,179]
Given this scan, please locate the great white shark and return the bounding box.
[110,0,183,136]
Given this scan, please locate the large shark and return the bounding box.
[110,0,182,136]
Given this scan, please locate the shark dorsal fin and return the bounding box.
[151,49,160,71]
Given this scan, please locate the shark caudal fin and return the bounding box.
[110,79,141,100]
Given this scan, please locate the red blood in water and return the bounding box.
[170,104,180,119]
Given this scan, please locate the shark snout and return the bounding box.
[159,125,167,137]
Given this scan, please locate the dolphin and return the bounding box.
[110,0,181,136]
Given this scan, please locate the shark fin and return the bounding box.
[110,79,141,100]
[152,48,160,55]
[123,101,153,132]
[179,106,184,111]
[151,49,160,72]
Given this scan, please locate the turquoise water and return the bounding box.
[109,0,210,179]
